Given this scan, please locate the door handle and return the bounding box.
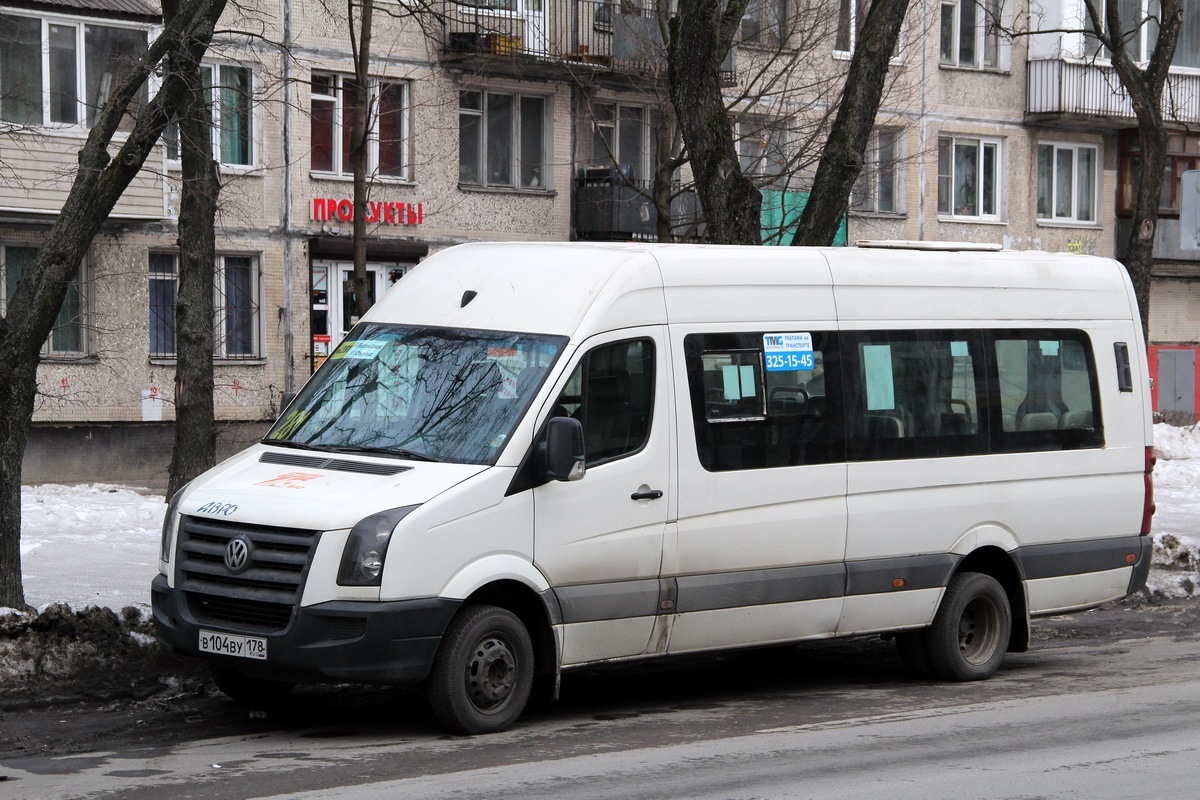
[631,489,664,501]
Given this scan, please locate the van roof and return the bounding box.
[364,242,1136,338]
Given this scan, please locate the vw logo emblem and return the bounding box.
[224,537,252,574]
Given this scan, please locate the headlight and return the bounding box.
[159,484,189,566]
[337,505,420,586]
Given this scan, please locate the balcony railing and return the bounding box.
[573,169,702,241]
[1027,58,1200,126]
[442,0,666,77]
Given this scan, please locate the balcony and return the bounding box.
[1026,58,1200,127]
[573,168,703,241]
[441,0,666,82]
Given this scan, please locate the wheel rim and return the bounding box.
[957,596,1002,665]
[465,633,518,713]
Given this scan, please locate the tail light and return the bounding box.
[1141,446,1156,536]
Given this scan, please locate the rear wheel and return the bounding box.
[927,571,1011,681]
[428,605,534,735]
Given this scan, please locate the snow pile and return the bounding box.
[1149,422,1200,599]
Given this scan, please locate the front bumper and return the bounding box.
[151,574,461,684]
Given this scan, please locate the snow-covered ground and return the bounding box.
[11,423,1200,612]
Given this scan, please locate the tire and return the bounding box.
[927,571,1012,682]
[895,630,935,679]
[428,605,535,735]
[210,664,295,706]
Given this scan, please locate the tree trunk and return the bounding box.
[350,0,375,321]
[0,0,228,610]
[167,2,220,499]
[1091,0,1183,343]
[790,0,910,246]
[668,0,762,245]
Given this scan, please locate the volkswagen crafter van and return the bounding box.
[152,241,1155,734]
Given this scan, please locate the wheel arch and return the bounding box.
[462,579,560,698]
[955,545,1030,653]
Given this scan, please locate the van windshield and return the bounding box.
[265,324,567,465]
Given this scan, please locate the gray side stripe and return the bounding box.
[845,554,961,596]
[549,537,1145,625]
[555,579,660,623]
[1018,535,1146,580]
[675,563,846,613]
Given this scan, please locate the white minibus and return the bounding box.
[152,241,1155,734]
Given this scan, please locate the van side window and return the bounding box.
[557,339,654,466]
[684,332,842,472]
[990,331,1103,450]
[843,331,986,461]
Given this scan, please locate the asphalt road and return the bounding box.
[2,598,1198,800]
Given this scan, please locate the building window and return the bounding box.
[2,244,88,357]
[1081,0,1193,64]
[148,253,262,360]
[1037,143,1097,223]
[740,0,786,47]
[591,103,656,183]
[937,136,1001,219]
[852,128,902,213]
[1118,130,1200,213]
[835,0,868,54]
[310,73,410,179]
[737,119,789,190]
[164,64,255,167]
[459,90,548,190]
[939,0,999,68]
[0,12,147,129]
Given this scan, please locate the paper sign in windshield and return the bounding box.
[763,333,814,372]
[344,339,387,360]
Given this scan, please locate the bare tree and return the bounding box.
[667,0,764,244]
[0,0,229,610]
[349,0,376,321]
[1085,0,1182,341]
[790,0,911,245]
[166,0,222,500]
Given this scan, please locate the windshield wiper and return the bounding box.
[325,445,444,463]
[262,439,335,452]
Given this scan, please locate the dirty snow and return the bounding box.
[7,424,1200,612]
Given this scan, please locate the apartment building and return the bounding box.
[2,0,1197,482]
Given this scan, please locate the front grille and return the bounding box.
[177,515,320,634]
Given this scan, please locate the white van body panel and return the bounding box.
[152,242,1155,718]
[1026,568,1134,615]
[381,467,533,600]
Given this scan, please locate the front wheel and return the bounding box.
[927,571,1011,681]
[428,605,535,735]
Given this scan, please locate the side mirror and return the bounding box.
[542,417,586,482]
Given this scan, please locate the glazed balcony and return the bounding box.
[1026,58,1200,127]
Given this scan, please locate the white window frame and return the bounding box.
[852,127,904,214]
[1082,0,1159,63]
[459,89,550,190]
[1037,142,1099,224]
[309,72,411,181]
[164,62,257,168]
[0,10,149,130]
[835,0,868,56]
[937,135,1003,220]
[147,252,263,361]
[740,0,786,47]
[1,243,89,358]
[939,0,1000,69]
[591,102,653,183]
[737,118,790,190]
